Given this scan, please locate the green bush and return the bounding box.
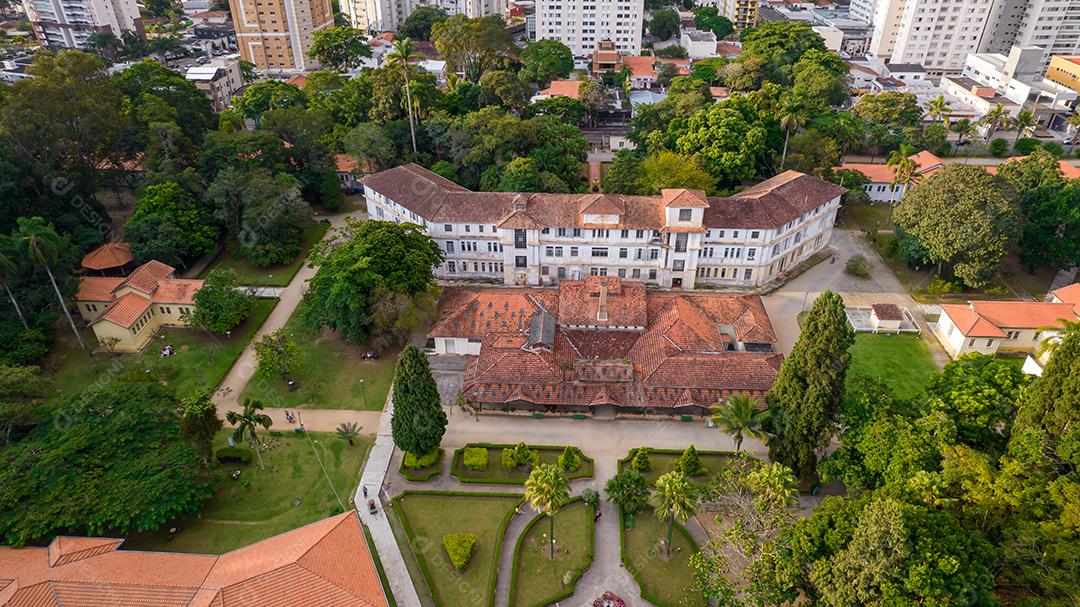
[844,254,872,279]
[559,446,582,472]
[404,448,441,469]
[215,446,252,464]
[442,533,478,572]
[464,447,489,471]
[502,441,537,469]
[928,276,962,296]
[677,444,708,477]
[631,447,651,472]
[1014,137,1041,155]
[1041,141,1064,158]
[989,138,1009,156]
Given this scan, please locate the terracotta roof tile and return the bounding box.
[970,301,1077,330]
[1052,282,1080,305]
[93,292,152,328]
[48,537,122,567]
[119,260,176,295]
[538,80,583,99]
[703,170,847,229]
[75,277,123,302]
[872,303,903,321]
[80,243,133,271]
[151,280,202,305]
[840,151,944,184]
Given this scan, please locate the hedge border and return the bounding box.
[507,497,595,607]
[398,448,444,482]
[619,516,703,607]
[617,447,742,480]
[361,520,398,607]
[392,490,524,607]
[450,443,596,485]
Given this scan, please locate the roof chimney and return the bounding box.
[597,284,609,322]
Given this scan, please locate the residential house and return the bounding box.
[680,29,718,60]
[185,60,244,112]
[839,150,945,203]
[532,80,584,102]
[75,260,204,353]
[592,40,623,74]
[361,163,845,289]
[621,55,690,90]
[431,276,781,417]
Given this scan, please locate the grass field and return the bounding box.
[842,202,893,233]
[848,333,940,400]
[199,221,330,287]
[622,514,704,607]
[124,430,371,554]
[395,492,522,607]
[618,449,733,485]
[239,302,397,410]
[44,298,277,405]
[510,500,594,607]
[452,445,594,485]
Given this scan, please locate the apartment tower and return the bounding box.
[21,0,140,49]
[227,0,333,72]
[535,0,644,56]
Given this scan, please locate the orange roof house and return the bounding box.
[839,150,945,202]
[536,80,584,100]
[80,242,134,274]
[0,512,389,607]
[75,260,204,353]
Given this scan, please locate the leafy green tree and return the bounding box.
[86,31,123,58]
[307,25,372,71]
[792,49,849,107]
[336,422,361,446]
[0,364,49,445]
[302,219,443,345]
[634,151,716,194]
[1009,109,1038,144]
[631,446,652,472]
[478,69,531,112]
[740,20,826,83]
[525,462,571,558]
[259,107,342,208]
[603,150,644,194]
[179,391,223,464]
[778,97,808,171]
[226,398,273,470]
[767,291,854,478]
[0,381,216,546]
[893,164,1021,288]
[187,269,256,334]
[519,39,574,86]
[677,444,707,477]
[384,37,425,153]
[654,45,689,59]
[238,60,258,83]
[113,58,215,143]
[430,160,460,183]
[997,149,1080,271]
[886,143,920,190]
[711,393,770,451]
[578,79,609,128]
[496,157,542,192]
[343,122,398,172]
[652,470,698,558]
[253,328,300,379]
[676,98,768,189]
[304,71,373,129]
[125,182,217,266]
[558,445,581,472]
[649,9,680,41]
[605,468,650,515]
[693,7,734,39]
[851,92,923,130]
[529,96,587,125]
[232,172,311,266]
[431,14,515,82]
[14,217,85,352]
[400,5,448,40]
[390,344,447,456]
[234,80,306,122]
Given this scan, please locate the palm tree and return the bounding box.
[14,217,86,351]
[1035,318,1080,359]
[385,37,423,155]
[86,31,122,59]
[778,99,806,172]
[651,470,697,559]
[1010,110,1038,145]
[226,398,273,470]
[980,104,1009,142]
[710,394,770,451]
[336,421,361,446]
[0,238,28,331]
[951,118,976,148]
[1066,113,1080,153]
[524,463,570,559]
[925,95,952,128]
[887,143,921,193]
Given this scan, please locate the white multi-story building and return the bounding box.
[855,0,996,76]
[982,0,1080,67]
[343,0,501,32]
[535,0,644,57]
[361,164,845,289]
[22,0,140,49]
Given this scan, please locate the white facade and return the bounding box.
[23,0,140,49]
[343,0,502,31]
[680,29,718,60]
[982,0,1080,66]
[961,46,1078,110]
[535,0,644,57]
[859,0,996,76]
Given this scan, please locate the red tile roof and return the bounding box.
[871,303,903,321]
[75,277,123,302]
[151,280,202,305]
[941,304,1006,338]
[80,243,133,271]
[119,260,176,295]
[839,151,944,184]
[1052,282,1080,305]
[93,292,152,328]
[0,513,387,607]
[942,300,1079,338]
[362,164,845,230]
[434,279,780,410]
[537,80,583,99]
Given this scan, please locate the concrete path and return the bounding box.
[243,286,285,298]
[492,503,538,607]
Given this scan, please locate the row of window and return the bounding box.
[697,266,754,280]
[540,266,660,281]
[699,246,756,261]
[544,246,661,260]
[445,261,504,273]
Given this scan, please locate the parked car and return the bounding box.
[363,350,380,360]
[367,499,377,514]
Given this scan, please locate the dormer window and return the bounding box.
[678,209,692,221]
[515,202,527,212]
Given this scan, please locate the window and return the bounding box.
[448,261,456,272]
[743,268,752,280]
[747,248,756,261]
[541,228,550,234]
[969,338,976,347]
[678,209,692,221]
[632,268,640,278]
[542,265,549,275]
[618,268,626,277]
[479,225,484,233]
[446,241,455,254]
[986,339,994,347]
[620,229,629,238]
[635,230,644,238]
[464,225,470,233]
[673,260,685,271]
[557,267,566,279]
[546,246,555,257]
[750,231,760,239]
[619,248,628,259]
[572,228,582,237]
[444,224,452,232]
[592,248,608,257]
[515,256,527,268]
[648,269,657,280]
[675,233,687,253]
[570,246,579,257]
[514,229,527,249]
[558,228,567,236]
[649,249,659,260]
[1006,330,1020,339]
[592,229,609,238]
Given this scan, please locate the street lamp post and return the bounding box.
[358,378,367,408]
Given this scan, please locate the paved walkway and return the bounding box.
[1046,266,1078,300]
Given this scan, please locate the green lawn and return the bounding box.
[510,500,594,607]
[842,202,894,233]
[394,492,522,607]
[618,449,733,485]
[622,514,704,607]
[239,302,398,410]
[199,221,330,287]
[848,333,940,400]
[44,298,277,405]
[124,430,372,554]
[451,445,594,485]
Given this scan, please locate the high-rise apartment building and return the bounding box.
[227,0,333,72]
[342,0,502,33]
[22,0,140,49]
[854,0,995,76]
[719,0,758,30]
[982,0,1080,67]
[534,0,643,57]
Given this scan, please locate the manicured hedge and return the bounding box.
[442,532,478,572]
[215,446,252,464]
[617,447,739,485]
[464,446,488,471]
[451,443,595,485]
[507,497,595,607]
[399,448,443,482]
[392,490,524,607]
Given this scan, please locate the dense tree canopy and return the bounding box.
[390,344,447,456]
[307,25,372,72]
[519,39,574,86]
[996,149,1080,271]
[431,15,515,82]
[400,5,448,41]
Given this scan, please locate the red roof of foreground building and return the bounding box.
[80,243,133,271]
[0,512,388,607]
[840,151,945,184]
[537,80,583,99]
[433,277,781,410]
[941,300,1079,338]
[1052,282,1080,306]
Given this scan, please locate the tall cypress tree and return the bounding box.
[390,344,447,455]
[767,290,854,478]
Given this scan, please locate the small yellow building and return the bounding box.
[75,260,203,353]
[1046,55,1080,94]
